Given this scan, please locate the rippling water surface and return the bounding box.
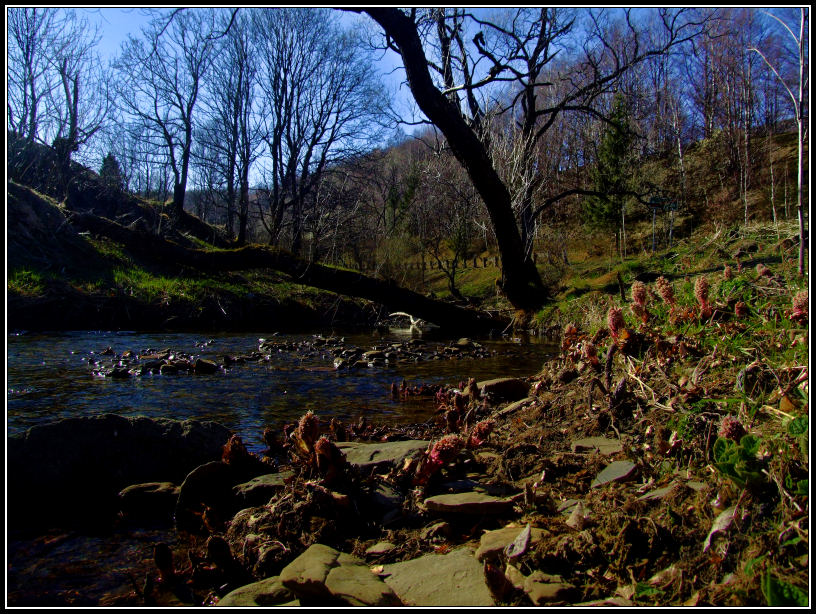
[7,329,556,451]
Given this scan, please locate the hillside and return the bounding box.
[7,179,377,332]
[6,128,807,333]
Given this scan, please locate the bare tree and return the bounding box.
[349,7,708,311]
[749,8,808,276]
[114,9,218,220]
[7,7,60,142]
[46,10,111,198]
[413,149,480,301]
[195,10,261,242]
[253,8,386,256]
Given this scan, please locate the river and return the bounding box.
[7,329,557,451]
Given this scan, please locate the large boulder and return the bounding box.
[7,414,232,528]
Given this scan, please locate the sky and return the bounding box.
[76,6,420,134]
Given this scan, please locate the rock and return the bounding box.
[423,492,516,515]
[571,436,623,456]
[279,543,402,606]
[175,461,238,533]
[382,547,494,606]
[637,485,675,502]
[504,564,526,590]
[475,525,548,562]
[365,542,396,556]
[336,440,429,472]
[565,501,590,530]
[493,397,535,418]
[118,481,180,525]
[475,378,530,402]
[233,471,294,508]
[176,458,274,533]
[420,521,452,541]
[359,481,404,522]
[194,358,219,374]
[216,576,299,606]
[575,596,634,607]
[7,414,232,528]
[590,460,637,488]
[557,499,581,516]
[523,572,578,605]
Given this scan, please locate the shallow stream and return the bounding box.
[7,329,556,451]
[7,328,556,606]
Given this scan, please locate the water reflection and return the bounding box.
[7,330,556,451]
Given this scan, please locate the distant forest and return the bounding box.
[7,7,808,309]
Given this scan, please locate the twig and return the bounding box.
[625,356,673,411]
[763,469,803,513]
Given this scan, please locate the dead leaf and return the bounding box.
[504,523,531,558]
[703,505,736,552]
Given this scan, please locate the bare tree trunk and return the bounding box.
[361,8,548,312]
[796,10,806,277]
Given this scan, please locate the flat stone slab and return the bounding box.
[475,525,549,562]
[424,492,516,515]
[382,547,495,606]
[336,440,429,471]
[591,460,637,488]
[279,543,401,606]
[571,436,623,456]
[216,576,298,606]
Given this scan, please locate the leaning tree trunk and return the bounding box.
[361,8,549,312]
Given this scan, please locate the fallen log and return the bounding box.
[70,212,510,334]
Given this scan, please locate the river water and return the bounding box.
[7,329,557,451]
[7,328,556,605]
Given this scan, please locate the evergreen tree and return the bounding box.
[99,152,125,192]
[583,93,635,230]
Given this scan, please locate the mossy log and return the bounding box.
[70,212,510,334]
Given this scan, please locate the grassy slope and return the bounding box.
[6,184,374,332]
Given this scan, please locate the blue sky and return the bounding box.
[78,7,418,130]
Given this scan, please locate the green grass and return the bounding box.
[8,269,47,295]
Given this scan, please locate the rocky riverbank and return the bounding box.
[7,262,811,607]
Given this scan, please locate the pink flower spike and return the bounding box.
[607,307,625,341]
